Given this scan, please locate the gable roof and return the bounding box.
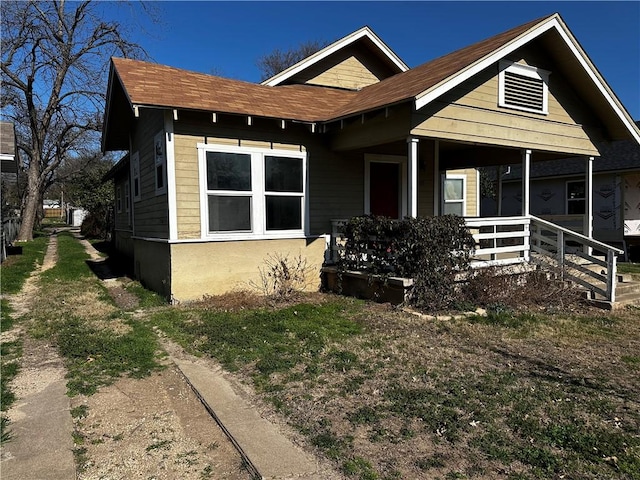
[111,57,358,122]
[102,14,640,152]
[261,26,409,87]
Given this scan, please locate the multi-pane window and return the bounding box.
[206,152,252,232]
[200,145,306,237]
[265,156,303,230]
[567,180,585,215]
[499,60,550,115]
[443,176,465,216]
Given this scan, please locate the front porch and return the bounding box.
[326,214,625,307]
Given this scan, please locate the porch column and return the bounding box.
[407,137,419,218]
[585,156,594,255]
[522,149,532,216]
[433,140,440,216]
[497,165,503,216]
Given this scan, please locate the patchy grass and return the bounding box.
[150,298,363,386]
[151,295,640,479]
[1,337,22,444]
[0,235,48,294]
[618,262,640,276]
[28,233,164,396]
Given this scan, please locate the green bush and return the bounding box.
[338,215,474,311]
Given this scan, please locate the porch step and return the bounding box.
[587,276,640,310]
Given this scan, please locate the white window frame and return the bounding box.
[498,60,550,115]
[154,130,167,195]
[131,151,141,202]
[441,173,467,217]
[364,154,407,219]
[197,143,307,241]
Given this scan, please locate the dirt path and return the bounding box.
[2,233,252,480]
[71,235,252,480]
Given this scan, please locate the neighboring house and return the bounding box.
[483,131,640,259]
[102,14,640,302]
[0,121,18,175]
[1,121,20,262]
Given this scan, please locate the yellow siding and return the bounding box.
[411,51,601,157]
[170,237,326,301]
[174,133,201,239]
[307,55,380,90]
[173,122,316,239]
[447,168,479,216]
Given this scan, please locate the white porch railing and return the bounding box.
[528,215,623,303]
[327,215,623,304]
[464,216,531,268]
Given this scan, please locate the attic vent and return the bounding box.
[499,61,550,115]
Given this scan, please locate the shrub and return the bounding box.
[338,215,475,311]
[252,252,311,303]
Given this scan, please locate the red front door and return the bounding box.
[370,162,400,219]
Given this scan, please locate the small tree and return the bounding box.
[257,40,327,81]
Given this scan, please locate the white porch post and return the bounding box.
[585,156,594,255]
[522,149,532,217]
[433,140,440,216]
[407,137,419,218]
[497,165,503,216]
[522,149,532,261]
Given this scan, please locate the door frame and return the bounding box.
[364,154,407,219]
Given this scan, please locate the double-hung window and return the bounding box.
[567,180,585,215]
[442,175,466,216]
[199,144,306,238]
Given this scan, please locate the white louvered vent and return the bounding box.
[499,61,550,115]
[504,71,544,111]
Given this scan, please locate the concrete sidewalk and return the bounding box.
[171,354,334,480]
[0,339,76,480]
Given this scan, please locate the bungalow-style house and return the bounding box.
[482,130,640,260]
[103,13,640,303]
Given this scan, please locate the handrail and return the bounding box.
[529,215,621,303]
[530,215,624,255]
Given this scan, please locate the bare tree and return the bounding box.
[1,0,148,240]
[257,40,327,81]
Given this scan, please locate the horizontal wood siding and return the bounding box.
[131,109,169,238]
[113,175,132,231]
[174,133,201,239]
[412,45,601,157]
[447,168,479,216]
[172,112,348,239]
[289,44,397,89]
[307,55,380,90]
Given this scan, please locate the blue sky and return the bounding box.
[104,1,640,119]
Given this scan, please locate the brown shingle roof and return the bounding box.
[110,14,554,123]
[112,58,358,122]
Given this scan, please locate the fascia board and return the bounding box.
[262,26,408,87]
[414,16,640,145]
[414,18,557,111]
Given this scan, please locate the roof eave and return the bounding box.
[412,14,640,145]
